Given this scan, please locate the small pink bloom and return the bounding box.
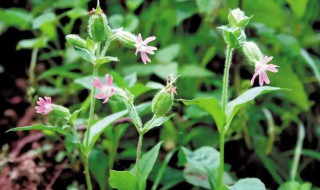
[35,97,53,115]
[135,33,157,64]
[251,56,279,86]
[92,74,114,103]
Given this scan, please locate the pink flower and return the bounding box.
[92,74,114,103]
[135,33,157,64]
[251,56,279,86]
[35,97,53,115]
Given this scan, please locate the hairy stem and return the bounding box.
[29,48,39,88]
[136,133,144,176]
[218,133,225,190]
[218,46,233,190]
[291,123,305,181]
[83,154,93,190]
[221,46,233,111]
[85,65,99,149]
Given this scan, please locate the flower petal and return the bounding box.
[267,64,279,73]
[136,33,143,43]
[259,72,264,86]
[105,74,113,87]
[251,72,259,86]
[144,36,156,44]
[92,78,104,90]
[261,56,273,65]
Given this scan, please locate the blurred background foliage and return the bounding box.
[0,0,320,189]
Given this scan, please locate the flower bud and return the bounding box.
[114,28,136,48]
[88,7,110,42]
[228,8,252,28]
[152,89,174,117]
[50,105,71,119]
[242,42,263,65]
[151,74,178,116]
[66,34,86,48]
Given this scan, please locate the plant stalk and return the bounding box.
[218,46,233,190]
[29,48,39,88]
[218,133,225,190]
[85,65,99,149]
[83,154,93,190]
[221,46,233,111]
[136,133,144,176]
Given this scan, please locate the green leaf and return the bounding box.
[86,102,151,149]
[109,170,138,190]
[181,97,226,133]
[70,107,85,124]
[86,110,127,149]
[7,124,66,136]
[196,0,218,15]
[228,178,266,190]
[109,14,139,32]
[278,181,312,190]
[179,147,220,189]
[143,114,175,133]
[134,142,163,190]
[0,8,32,30]
[300,49,320,84]
[95,56,119,65]
[129,83,153,97]
[32,12,55,29]
[226,87,281,132]
[179,65,214,78]
[126,0,144,11]
[66,7,87,20]
[269,61,309,111]
[155,44,180,63]
[89,148,108,190]
[16,37,48,50]
[85,37,95,54]
[286,0,308,18]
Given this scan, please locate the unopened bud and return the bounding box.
[88,7,110,42]
[228,8,252,28]
[151,74,179,116]
[242,42,263,65]
[66,34,86,48]
[152,89,174,117]
[114,28,136,48]
[50,105,71,119]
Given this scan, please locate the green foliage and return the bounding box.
[227,178,266,190]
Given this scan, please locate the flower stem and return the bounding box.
[218,46,233,190]
[136,133,143,176]
[85,65,99,149]
[218,133,225,190]
[222,46,233,112]
[29,48,39,87]
[290,123,305,181]
[83,154,93,190]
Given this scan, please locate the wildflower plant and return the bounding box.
[180,8,281,190]
[8,1,175,190]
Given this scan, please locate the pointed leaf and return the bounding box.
[70,107,85,124]
[109,170,138,190]
[95,56,119,65]
[86,102,151,149]
[143,114,175,133]
[89,148,108,190]
[132,142,163,190]
[181,97,226,132]
[7,124,66,136]
[228,178,266,190]
[226,87,281,132]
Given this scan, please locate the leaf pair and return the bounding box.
[109,142,162,190]
[181,86,281,134]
